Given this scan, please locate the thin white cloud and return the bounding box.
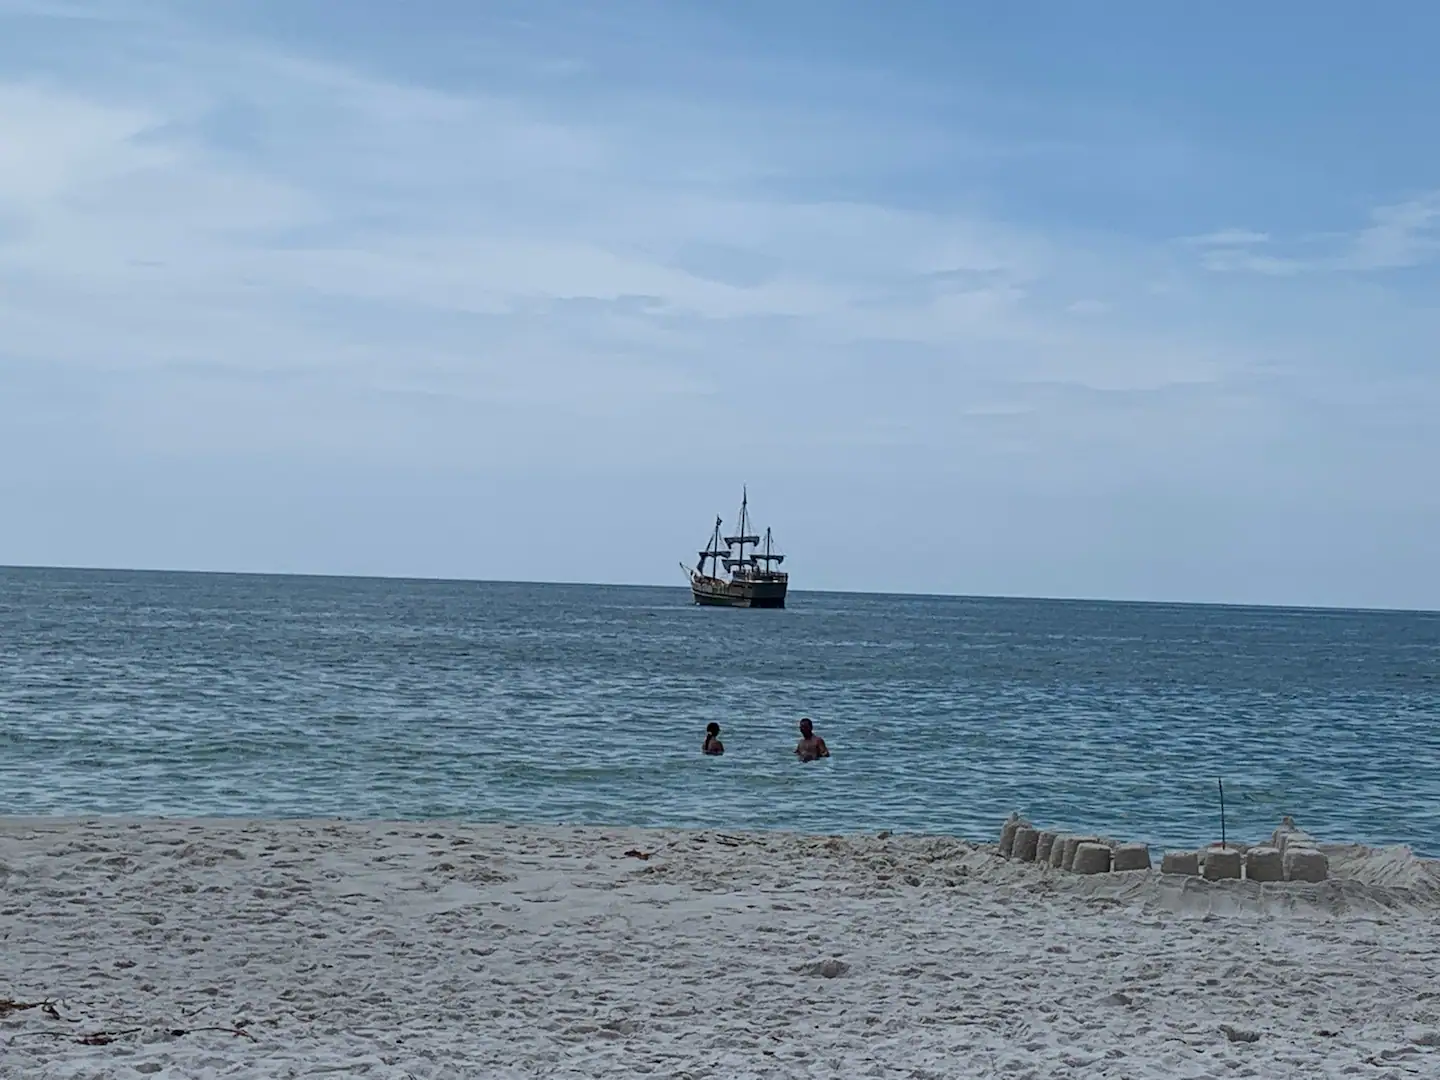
[1189,193,1440,276]
[1197,248,1306,276]
[1344,192,1440,271]
[0,84,159,204]
[1183,228,1271,247]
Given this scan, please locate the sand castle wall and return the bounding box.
[996,813,1329,884]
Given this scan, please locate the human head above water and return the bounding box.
[706,722,720,737]
[798,717,813,736]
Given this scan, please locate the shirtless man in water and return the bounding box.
[794,717,829,762]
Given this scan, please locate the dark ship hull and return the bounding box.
[690,573,787,609]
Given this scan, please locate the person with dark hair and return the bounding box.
[794,717,829,762]
[702,722,724,756]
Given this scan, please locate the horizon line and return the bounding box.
[2,562,1436,618]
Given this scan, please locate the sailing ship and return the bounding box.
[684,488,788,608]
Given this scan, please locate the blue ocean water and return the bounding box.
[2,566,1438,854]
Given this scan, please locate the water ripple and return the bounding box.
[2,568,1439,853]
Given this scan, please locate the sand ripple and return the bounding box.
[3,819,1440,1078]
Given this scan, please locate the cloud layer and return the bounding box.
[2,1,1438,607]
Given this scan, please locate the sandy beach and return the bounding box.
[3,819,1440,1078]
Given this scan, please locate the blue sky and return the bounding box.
[2,1,1438,608]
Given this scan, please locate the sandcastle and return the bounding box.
[998,813,1022,858]
[1060,835,1092,870]
[996,813,1330,883]
[1160,850,1199,875]
[1112,843,1152,872]
[1244,846,1284,883]
[1172,815,1330,883]
[1072,842,1112,875]
[1012,825,1039,862]
[1048,834,1069,868]
[1201,845,1242,880]
[1035,830,1059,864]
[996,817,1149,875]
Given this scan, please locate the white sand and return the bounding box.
[3,819,1440,1078]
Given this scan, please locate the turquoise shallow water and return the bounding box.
[2,566,1438,854]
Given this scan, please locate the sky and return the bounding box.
[1,0,1438,609]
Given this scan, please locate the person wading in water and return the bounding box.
[794,717,829,762]
[702,722,725,756]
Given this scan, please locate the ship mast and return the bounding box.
[737,488,749,574]
[696,514,727,578]
[722,485,761,578]
[751,525,785,573]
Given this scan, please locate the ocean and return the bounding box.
[2,566,1438,855]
